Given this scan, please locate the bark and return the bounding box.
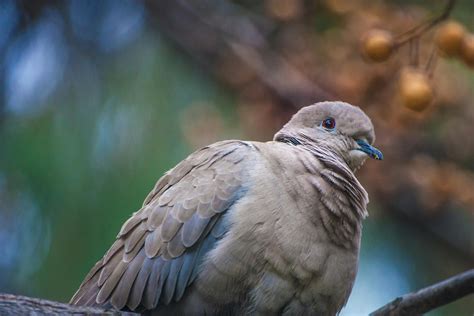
[370,269,474,316]
[0,293,137,316]
[1,269,472,315]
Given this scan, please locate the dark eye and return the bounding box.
[322,117,336,130]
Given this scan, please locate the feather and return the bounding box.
[160,213,183,242]
[127,257,153,310]
[146,205,168,230]
[143,258,165,309]
[124,232,147,262]
[162,255,185,305]
[190,231,217,283]
[156,260,171,304]
[181,213,211,248]
[103,239,124,265]
[96,260,128,304]
[175,201,197,222]
[196,201,214,218]
[98,250,122,287]
[198,191,214,204]
[145,227,163,258]
[211,215,230,239]
[174,251,196,301]
[158,186,176,206]
[124,222,147,253]
[167,233,186,258]
[211,195,232,213]
[118,213,144,237]
[110,250,146,309]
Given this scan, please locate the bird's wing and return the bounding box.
[70,140,254,311]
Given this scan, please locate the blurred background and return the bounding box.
[0,0,473,315]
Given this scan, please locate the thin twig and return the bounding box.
[395,0,456,46]
[425,42,439,77]
[413,38,419,67]
[370,269,474,316]
[408,38,420,67]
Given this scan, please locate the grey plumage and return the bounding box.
[71,101,382,315]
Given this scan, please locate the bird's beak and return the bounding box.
[356,139,383,160]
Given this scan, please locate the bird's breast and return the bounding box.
[193,142,361,314]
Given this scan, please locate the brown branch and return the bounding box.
[395,0,456,46]
[145,0,336,107]
[370,269,474,316]
[0,293,137,315]
[1,269,472,315]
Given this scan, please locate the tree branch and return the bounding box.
[0,293,137,315]
[1,270,472,315]
[370,269,474,316]
[145,0,336,107]
[395,0,456,45]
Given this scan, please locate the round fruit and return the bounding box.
[399,69,434,112]
[460,33,474,68]
[435,21,465,56]
[362,29,394,62]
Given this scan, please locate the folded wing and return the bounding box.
[70,140,253,311]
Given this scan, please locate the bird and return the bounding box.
[70,101,383,315]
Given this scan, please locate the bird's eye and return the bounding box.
[321,117,336,130]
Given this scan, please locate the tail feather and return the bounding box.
[70,260,103,305]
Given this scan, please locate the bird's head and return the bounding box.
[274,101,383,171]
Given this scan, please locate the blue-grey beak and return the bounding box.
[356,140,383,160]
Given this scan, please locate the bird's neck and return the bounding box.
[274,133,369,249]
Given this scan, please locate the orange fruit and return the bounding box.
[435,21,465,56]
[399,69,434,112]
[460,33,474,68]
[362,29,394,62]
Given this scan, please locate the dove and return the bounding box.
[70,101,382,315]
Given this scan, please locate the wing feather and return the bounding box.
[174,251,196,301]
[127,256,153,310]
[70,140,254,311]
[162,255,185,305]
[123,232,147,263]
[96,260,127,304]
[110,249,146,309]
[98,250,121,287]
[124,222,147,253]
[145,204,167,231]
[144,227,163,258]
[167,232,187,258]
[181,213,212,248]
[160,212,183,242]
[118,212,143,237]
[143,258,165,309]
[103,239,124,265]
